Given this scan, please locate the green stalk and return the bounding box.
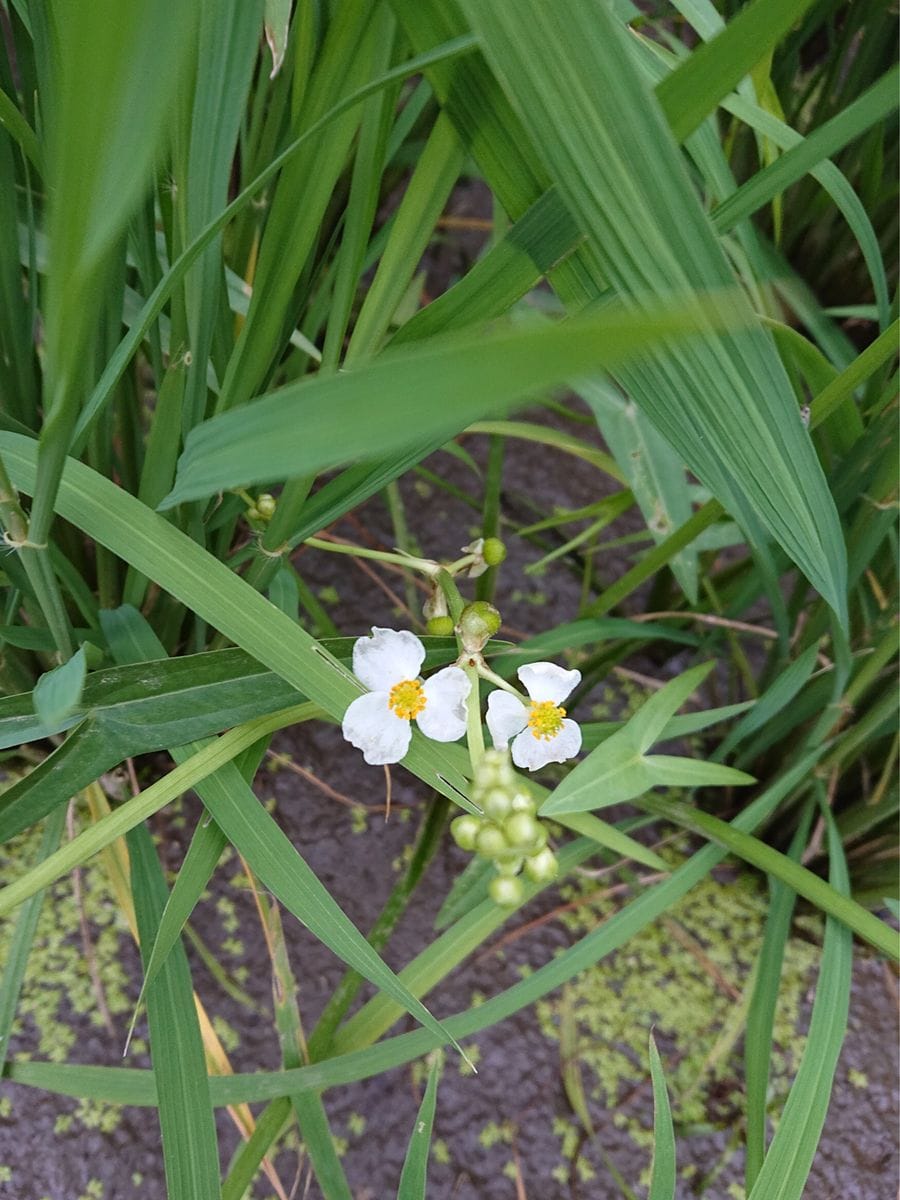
[0,453,73,659]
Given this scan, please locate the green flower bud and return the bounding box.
[458,601,501,653]
[523,847,558,884]
[509,791,536,815]
[426,615,456,637]
[450,814,481,851]
[257,493,277,520]
[495,856,524,877]
[475,823,508,859]
[246,506,261,521]
[503,811,541,851]
[482,537,507,566]
[489,874,524,908]
[483,788,513,821]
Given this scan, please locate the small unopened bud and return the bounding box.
[482,537,506,566]
[489,874,523,907]
[257,493,277,520]
[426,616,455,637]
[246,505,261,521]
[524,847,558,884]
[458,601,501,653]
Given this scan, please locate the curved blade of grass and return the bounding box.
[222,1098,292,1200]
[128,824,221,1200]
[747,809,853,1199]
[5,753,825,1107]
[638,793,897,958]
[647,1033,676,1200]
[397,1053,441,1200]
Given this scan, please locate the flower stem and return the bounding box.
[477,663,527,700]
[304,536,438,576]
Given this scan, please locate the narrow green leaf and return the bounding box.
[397,1053,441,1200]
[717,645,819,757]
[627,663,715,753]
[128,824,221,1200]
[747,811,853,1199]
[221,1097,291,1200]
[647,1033,676,1200]
[642,755,755,789]
[656,0,817,142]
[32,644,86,727]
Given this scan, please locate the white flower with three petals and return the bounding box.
[341,627,471,765]
[486,662,582,771]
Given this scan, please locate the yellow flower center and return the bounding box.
[527,700,566,740]
[388,678,427,721]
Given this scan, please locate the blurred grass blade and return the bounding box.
[397,1053,442,1200]
[647,1033,676,1200]
[162,298,743,507]
[656,0,817,143]
[128,824,222,1200]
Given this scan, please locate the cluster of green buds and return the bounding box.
[450,748,558,908]
[246,492,277,522]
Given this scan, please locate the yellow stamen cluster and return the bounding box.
[527,700,566,740]
[388,678,427,720]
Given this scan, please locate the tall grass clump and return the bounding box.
[0,1,896,1196]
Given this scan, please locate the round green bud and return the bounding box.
[495,855,524,877]
[458,601,502,651]
[483,788,513,821]
[509,791,537,815]
[426,615,455,637]
[450,814,481,851]
[504,811,542,851]
[256,493,277,519]
[489,874,524,908]
[523,847,558,884]
[246,506,261,521]
[475,823,508,859]
[482,537,507,566]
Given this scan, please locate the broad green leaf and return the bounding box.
[626,663,715,753]
[128,824,221,1200]
[32,644,85,727]
[397,1053,441,1200]
[161,298,743,508]
[647,1034,676,1200]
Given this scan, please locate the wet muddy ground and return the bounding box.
[1,423,898,1200]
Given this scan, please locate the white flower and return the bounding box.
[341,627,471,765]
[486,662,582,772]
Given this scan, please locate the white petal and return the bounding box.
[341,691,412,765]
[352,627,426,691]
[486,690,528,749]
[517,662,581,705]
[417,666,470,742]
[511,718,582,772]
